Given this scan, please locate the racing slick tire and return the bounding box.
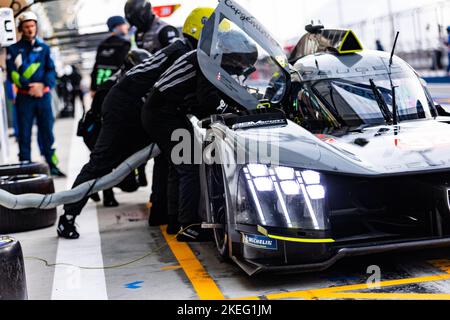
[0,175,57,234]
[0,237,28,300]
[207,165,230,259]
[0,162,50,176]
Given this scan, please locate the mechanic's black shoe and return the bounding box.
[104,198,119,208]
[138,171,148,187]
[176,225,213,243]
[90,193,101,203]
[50,167,67,178]
[167,223,182,235]
[166,215,181,235]
[57,215,80,240]
[103,189,119,208]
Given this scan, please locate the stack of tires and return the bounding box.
[0,162,57,234]
[0,162,54,301]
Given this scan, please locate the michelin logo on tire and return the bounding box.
[243,234,277,250]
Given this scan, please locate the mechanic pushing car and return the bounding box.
[6,12,66,177]
[57,8,216,240]
[79,49,152,209]
[90,16,131,95]
[125,0,181,218]
[141,29,259,242]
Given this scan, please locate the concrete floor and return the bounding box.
[5,87,450,300]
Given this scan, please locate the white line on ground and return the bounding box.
[51,110,108,300]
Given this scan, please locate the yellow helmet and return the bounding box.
[182,7,215,41]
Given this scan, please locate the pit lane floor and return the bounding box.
[6,87,450,300]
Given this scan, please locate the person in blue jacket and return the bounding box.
[4,80,18,139]
[6,11,65,177]
[5,79,48,157]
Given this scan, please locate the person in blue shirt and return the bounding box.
[6,12,65,177]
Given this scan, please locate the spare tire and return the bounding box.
[0,162,50,177]
[0,175,57,234]
[0,237,28,300]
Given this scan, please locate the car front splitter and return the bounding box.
[232,237,450,276]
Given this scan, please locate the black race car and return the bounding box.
[191,0,450,275]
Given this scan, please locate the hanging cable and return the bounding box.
[24,224,200,270]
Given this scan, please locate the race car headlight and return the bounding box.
[236,165,329,231]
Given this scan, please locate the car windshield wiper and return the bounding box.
[369,79,393,124]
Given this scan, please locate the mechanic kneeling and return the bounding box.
[58,8,217,240]
[142,30,259,242]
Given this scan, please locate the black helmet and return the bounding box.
[217,30,258,76]
[124,49,152,70]
[124,0,154,31]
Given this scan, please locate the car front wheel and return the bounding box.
[207,164,229,259]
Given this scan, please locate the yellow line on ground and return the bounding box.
[310,292,450,300]
[239,273,450,300]
[161,226,225,300]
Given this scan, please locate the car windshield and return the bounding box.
[295,68,435,130]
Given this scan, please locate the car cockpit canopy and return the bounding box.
[197,0,290,111]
